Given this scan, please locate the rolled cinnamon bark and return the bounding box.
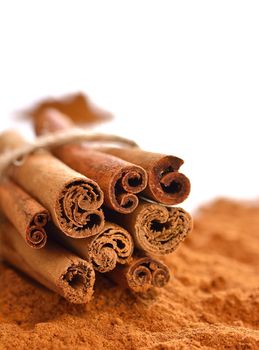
[0,131,104,238]
[0,218,95,303]
[107,201,192,255]
[34,108,148,214]
[28,92,112,125]
[34,106,74,134]
[109,255,170,293]
[96,147,191,205]
[54,222,134,273]
[0,179,49,248]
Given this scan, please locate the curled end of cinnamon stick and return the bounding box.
[59,261,95,304]
[149,156,191,205]
[33,211,49,227]
[26,210,49,249]
[135,204,193,255]
[26,227,47,249]
[57,178,105,237]
[89,223,134,273]
[127,257,170,293]
[109,166,147,214]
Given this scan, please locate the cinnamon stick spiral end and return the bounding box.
[60,261,95,304]
[126,257,171,293]
[110,166,147,214]
[26,226,47,249]
[89,223,134,273]
[134,204,193,255]
[26,210,49,249]
[57,179,105,238]
[148,156,191,205]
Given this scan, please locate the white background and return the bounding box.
[0,1,258,212]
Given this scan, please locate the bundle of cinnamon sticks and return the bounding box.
[0,94,192,304]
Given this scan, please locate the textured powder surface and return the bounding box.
[0,199,259,349]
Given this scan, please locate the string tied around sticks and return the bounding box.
[0,127,139,177]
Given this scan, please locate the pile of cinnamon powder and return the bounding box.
[0,198,258,349]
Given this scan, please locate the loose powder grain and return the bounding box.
[0,198,258,350]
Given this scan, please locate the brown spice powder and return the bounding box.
[0,198,259,349]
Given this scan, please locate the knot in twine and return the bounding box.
[0,128,138,177]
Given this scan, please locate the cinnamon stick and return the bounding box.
[106,200,193,255]
[54,222,134,273]
[109,255,170,293]
[28,92,113,125]
[34,108,148,214]
[95,147,191,205]
[0,218,95,303]
[0,179,49,248]
[0,131,104,238]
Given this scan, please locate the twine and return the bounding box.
[0,127,138,176]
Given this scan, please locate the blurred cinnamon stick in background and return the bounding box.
[21,92,113,125]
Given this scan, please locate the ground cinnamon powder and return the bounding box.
[0,198,258,349]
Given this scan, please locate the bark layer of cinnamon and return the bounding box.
[34,108,148,214]
[107,201,193,255]
[0,218,95,303]
[0,131,104,238]
[0,179,49,248]
[96,147,191,205]
[23,92,113,125]
[109,255,170,293]
[55,222,134,273]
